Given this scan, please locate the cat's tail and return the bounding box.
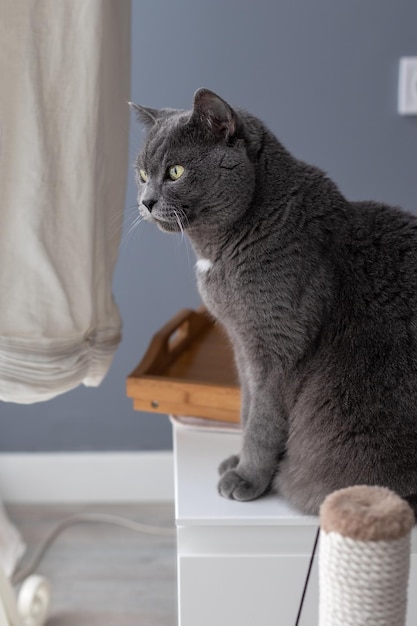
[404,494,417,521]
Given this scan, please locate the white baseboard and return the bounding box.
[0,452,174,503]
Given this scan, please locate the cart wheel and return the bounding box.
[17,575,51,626]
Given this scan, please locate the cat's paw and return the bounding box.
[218,454,240,475]
[217,468,267,501]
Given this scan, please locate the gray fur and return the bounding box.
[133,88,417,515]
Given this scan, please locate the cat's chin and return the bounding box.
[155,219,182,233]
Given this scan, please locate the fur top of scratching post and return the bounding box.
[320,485,414,542]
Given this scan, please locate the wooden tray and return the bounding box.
[126,307,241,423]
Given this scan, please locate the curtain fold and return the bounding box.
[0,0,131,403]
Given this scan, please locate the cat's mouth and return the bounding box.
[139,203,190,233]
[152,209,191,233]
[148,215,185,233]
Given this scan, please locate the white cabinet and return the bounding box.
[172,421,417,626]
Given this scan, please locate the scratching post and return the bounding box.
[319,485,414,626]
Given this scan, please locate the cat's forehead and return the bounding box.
[141,113,192,163]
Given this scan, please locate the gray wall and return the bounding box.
[0,0,416,451]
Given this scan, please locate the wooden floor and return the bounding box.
[7,503,177,626]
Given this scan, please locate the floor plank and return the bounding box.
[7,503,177,626]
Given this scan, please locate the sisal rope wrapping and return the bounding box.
[319,531,411,625]
[319,486,414,626]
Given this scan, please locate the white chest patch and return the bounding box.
[196,258,213,274]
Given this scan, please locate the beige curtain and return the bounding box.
[0,0,131,403]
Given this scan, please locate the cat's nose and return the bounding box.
[142,198,157,213]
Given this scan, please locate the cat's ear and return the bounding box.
[129,102,159,128]
[192,88,237,140]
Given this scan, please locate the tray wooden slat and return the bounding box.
[127,308,241,423]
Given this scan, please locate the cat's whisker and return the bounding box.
[170,209,192,269]
[178,207,190,229]
[120,212,144,249]
[176,208,191,237]
[176,209,193,269]
[109,204,139,237]
[110,206,130,229]
[173,209,185,240]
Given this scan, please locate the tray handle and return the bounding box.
[132,307,212,377]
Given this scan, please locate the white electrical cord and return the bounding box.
[12,513,176,586]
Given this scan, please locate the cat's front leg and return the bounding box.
[218,377,287,501]
[217,343,252,475]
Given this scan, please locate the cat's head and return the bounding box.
[131,89,259,234]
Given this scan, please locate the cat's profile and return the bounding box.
[132,88,417,516]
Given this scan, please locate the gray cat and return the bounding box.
[132,88,417,516]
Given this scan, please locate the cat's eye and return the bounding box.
[139,169,148,182]
[168,165,184,180]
